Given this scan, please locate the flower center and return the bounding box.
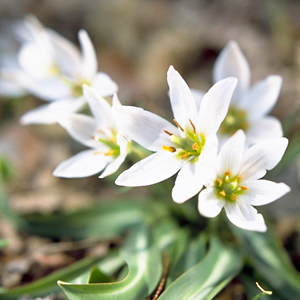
[215,171,248,202]
[219,105,249,136]
[93,129,120,157]
[162,119,205,162]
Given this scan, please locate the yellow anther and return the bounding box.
[109,137,117,143]
[236,175,243,180]
[181,152,190,159]
[216,178,222,186]
[219,190,226,197]
[189,119,196,134]
[95,128,105,134]
[192,143,199,150]
[225,171,231,176]
[231,195,237,201]
[173,119,185,132]
[163,129,173,136]
[162,145,176,153]
[241,186,248,191]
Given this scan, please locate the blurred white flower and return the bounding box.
[198,130,290,232]
[113,66,237,203]
[192,40,283,146]
[0,16,118,124]
[53,85,128,178]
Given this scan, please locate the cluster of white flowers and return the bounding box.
[1,17,290,232]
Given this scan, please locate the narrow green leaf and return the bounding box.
[59,224,163,300]
[0,255,110,300]
[23,199,169,239]
[158,236,243,300]
[232,225,300,300]
[88,266,114,284]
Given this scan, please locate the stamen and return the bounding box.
[219,190,226,197]
[163,129,173,136]
[93,151,103,155]
[91,135,95,139]
[241,186,248,191]
[236,175,243,180]
[192,143,199,150]
[225,171,231,176]
[216,178,222,186]
[181,152,190,159]
[231,195,237,201]
[95,129,105,133]
[189,119,196,134]
[162,146,176,153]
[173,119,184,132]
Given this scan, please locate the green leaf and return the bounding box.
[157,236,243,300]
[23,199,169,239]
[0,254,115,300]
[88,266,114,284]
[232,225,300,300]
[59,224,163,300]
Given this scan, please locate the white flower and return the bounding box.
[53,85,129,178]
[192,40,283,146]
[198,129,290,232]
[113,66,237,203]
[0,16,118,124]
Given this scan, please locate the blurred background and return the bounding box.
[1,0,300,296]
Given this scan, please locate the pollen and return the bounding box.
[173,119,185,132]
[219,190,226,197]
[192,143,199,150]
[216,178,222,186]
[225,171,231,176]
[105,150,114,156]
[231,195,237,201]
[181,152,190,159]
[162,145,176,152]
[241,186,248,191]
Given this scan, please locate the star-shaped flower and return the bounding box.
[198,129,290,232]
[113,66,237,203]
[1,16,118,125]
[192,40,283,146]
[53,85,129,178]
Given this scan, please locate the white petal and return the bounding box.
[217,130,245,177]
[56,113,101,148]
[53,149,111,178]
[99,131,129,178]
[246,116,283,145]
[47,29,81,79]
[198,77,237,136]
[224,201,267,232]
[190,88,205,111]
[213,40,250,101]
[83,84,115,128]
[198,188,224,218]
[172,160,205,204]
[78,30,97,80]
[0,80,26,97]
[167,66,198,130]
[18,42,54,80]
[112,105,177,152]
[115,151,184,187]
[49,96,86,113]
[20,103,60,125]
[239,137,288,181]
[90,72,118,97]
[240,75,282,117]
[241,179,290,206]
[112,93,122,107]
